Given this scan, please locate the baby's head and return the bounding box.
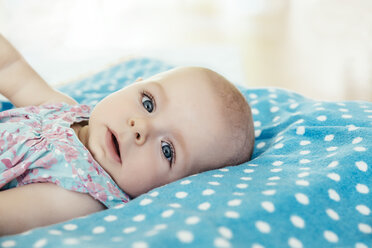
[87,66,254,197]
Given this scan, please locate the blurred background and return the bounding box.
[0,0,371,101]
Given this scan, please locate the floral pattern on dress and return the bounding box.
[0,103,130,208]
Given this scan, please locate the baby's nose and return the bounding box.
[128,118,149,145]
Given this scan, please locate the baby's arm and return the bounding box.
[0,183,105,236]
[0,34,77,107]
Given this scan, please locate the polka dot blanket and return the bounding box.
[1,58,371,248]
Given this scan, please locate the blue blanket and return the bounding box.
[1,58,371,248]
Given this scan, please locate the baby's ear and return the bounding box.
[135,77,143,82]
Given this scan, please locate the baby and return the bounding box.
[0,35,255,235]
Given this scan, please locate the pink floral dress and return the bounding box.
[0,103,129,208]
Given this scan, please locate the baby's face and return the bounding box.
[87,67,229,197]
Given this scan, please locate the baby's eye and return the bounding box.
[142,94,154,113]
[161,141,174,166]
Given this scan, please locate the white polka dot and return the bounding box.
[356,205,371,215]
[198,202,211,210]
[249,93,258,99]
[355,161,368,172]
[272,161,283,166]
[326,152,337,158]
[219,226,233,239]
[48,230,62,235]
[255,130,262,137]
[149,191,159,197]
[236,183,248,189]
[356,184,369,194]
[288,237,303,248]
[169,203,182,208]
[342,114,352,119]
[162,209,174,218]
[266,182,277,186]
[347,125,359,131]
[132,241,148,248]
[123,227,137,234]
[326,208,340,220]
[228,199,242,207]
[111,237,123,242]
[317,115,327,121]
[1,240,16,248]
[33,238,47,248]
[268,176,280,181]
[63,224,77,231]
[352,137,363,144]
[274,143,284,149]
[297,172,309,178]
[176,191,188,199]
[324,134,334,141]
[257,142,266,149]
[154,224,167,230]
[355,242,369,248]
[328,161,339,168]
[133,214,146,222]
[261,201,275,213]
[296,126,305,135]
[92,226,105,234]
[296,180,309,186]
[114,204,125,209]
[139,198,153,206]
[262,189,276,195]
[254,121,261,127]
[209,181,220,186]
[177,230,194,243]
[299,150,310,155]
[290,103,299,109]
[244,169,255,173]
[252,108,259,115]
[290,215,305,228]
[200,188,214,196]
[275,136,284,143]
[354,146,367,152]
[251,243,265,248]
[104,215,117,222]
[271,168,282,172]
[324,230,338,243]
[295,193,309,205]
[240,177,252,181]
[299,140,311,146]
[326,146,338,151]
[214,237,231,248]
[327,173,340,182]
[273,116,281,123]
[213,174,224,178]
[63,238,79,245]
[185,216,200,225]
[328,189,340,202]
[358,223,372,234]
[225,211,240,218]
[294,119,305,124]
[180,180,191,185]
[255,221,271,233]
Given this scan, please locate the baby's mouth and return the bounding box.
[112,133,121,162]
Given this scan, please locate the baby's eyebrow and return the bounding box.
[172,129,187,166]
[150,82,168,102]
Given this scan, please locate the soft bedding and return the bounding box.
[0,58,371,248]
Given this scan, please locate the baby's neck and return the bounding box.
[71,121,89,147]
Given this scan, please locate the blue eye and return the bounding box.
[142,94,154,113]
[161,141,174,165]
